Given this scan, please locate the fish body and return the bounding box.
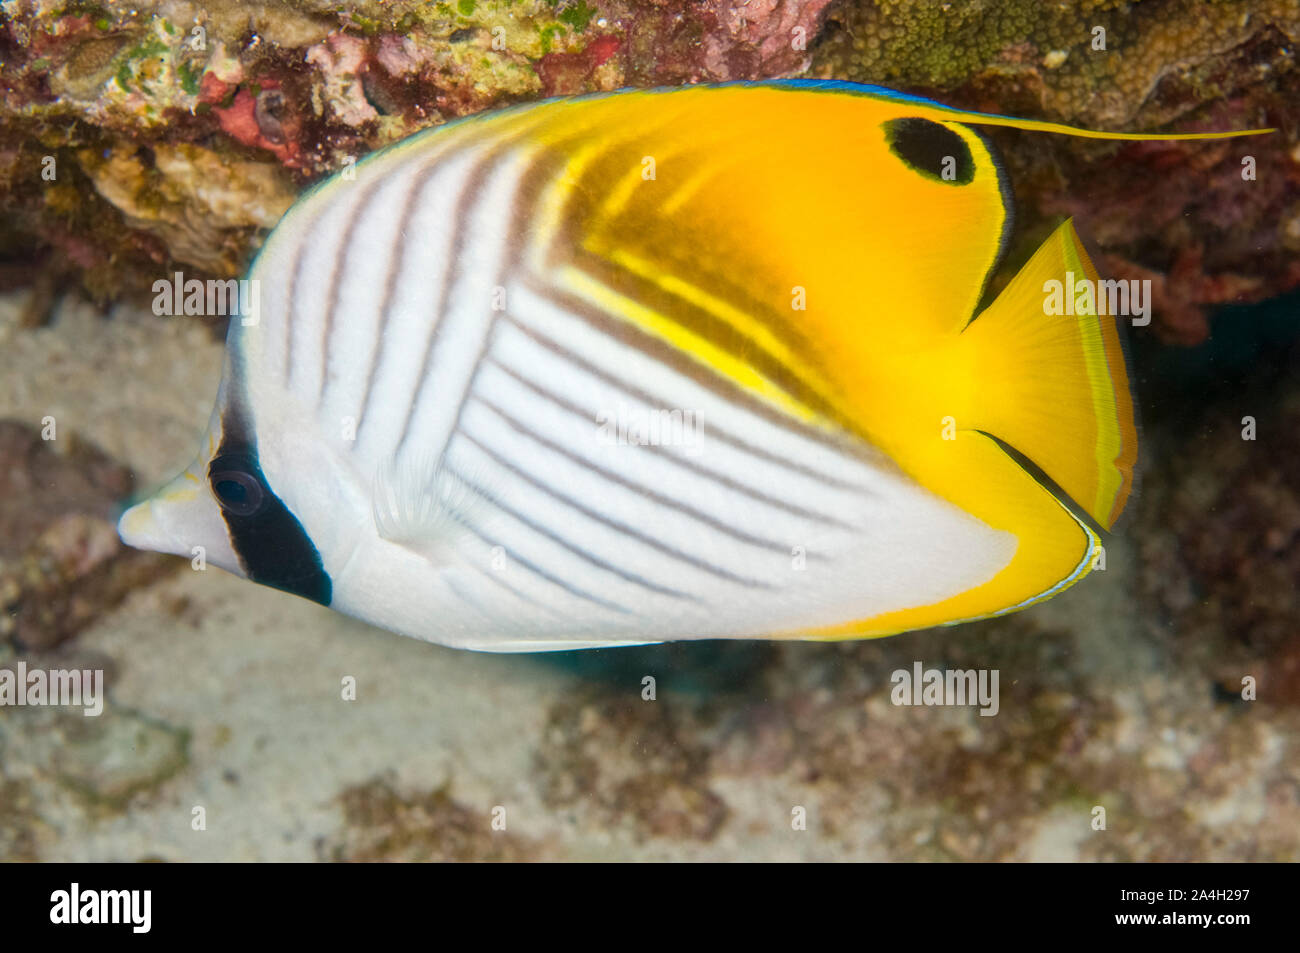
[117,81,1267,651]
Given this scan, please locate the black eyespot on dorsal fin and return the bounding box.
[884,117,975,185]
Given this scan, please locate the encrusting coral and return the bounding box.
[1,1,1296,335]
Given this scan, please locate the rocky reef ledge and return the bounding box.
[1,1,1297,342]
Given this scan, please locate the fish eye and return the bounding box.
[208,461,264,517]
[884,117,975,185]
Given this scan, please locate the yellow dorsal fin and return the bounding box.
[524,83,1021,434]
[520,82,1267,440]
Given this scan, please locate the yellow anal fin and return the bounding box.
[797,432,1099,640]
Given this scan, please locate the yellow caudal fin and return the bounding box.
[954,220,1138,530]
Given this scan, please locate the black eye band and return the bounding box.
[208,456,265,517]
[209,418,331,606]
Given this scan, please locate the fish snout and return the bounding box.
[117,466,242,573]
[117,496,169,553]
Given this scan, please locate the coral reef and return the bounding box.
[0,0,831,304]
[1,1,1295,337]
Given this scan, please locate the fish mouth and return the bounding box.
[117,498,160,551]
[117,493,195,556]
[116,467,205,557]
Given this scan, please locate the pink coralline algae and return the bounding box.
[699,0,835,79]
[306,33,379,129]
[200,73,304,168]
[535,34,622,96]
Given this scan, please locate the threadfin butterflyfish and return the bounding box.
[117,81,1271,651]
